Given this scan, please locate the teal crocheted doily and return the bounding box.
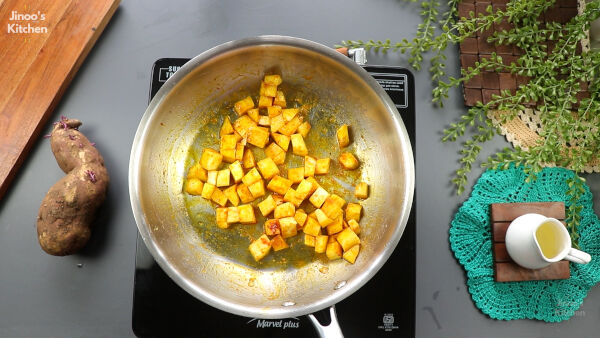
[450,165,600,322]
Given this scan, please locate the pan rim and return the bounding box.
[128,35,415,319]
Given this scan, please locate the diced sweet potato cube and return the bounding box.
[343,245,360,264]
[223,185,240,206]
[339,152,359,170]
[221,116,234,136]
[200,149,223,170]
[249,234,271,261]
[267,175,293,195]
[242,168,262,186]
[336,125,350,148]
[211,187,228,207]
[347,219,361,235]
[234,96,254,115]
[290,134,308,156]
[247,126,270,148]
[258,115,270,126]
[267,106,282,118]
[233,115,258,137]
[247,108,260,122]
[295,209,308,227]
[272,193,284,206]
[229,161,244,183]
[315,209,333,227]
[273,90,286,107]
[327,216,344,235]
[215,169,230,187]
[321,194,346,219]
[236,184,255,204]
[321,196,345,219]
[315,158,331,175]
[258,195,277,216]
[257,157,280,180]
[283,189,303,208]
[242,148,255,169]
[303,217,321,236]
[326,242,343,260]
[315,235,328,253]
[187,163,208,182]
[309,187,329,208]
[227,206,240,223]
[271,133,290,151]
[355,182,369,199]
[270,114,285,133]
[265,142,286,165]
[346,203,362,222]
[258,95,273,108]
[327,207,343,220]
[221,134,238,150]
[282,108,299,122]
[264,74,282,86]
[304,234,316,247]
[263,83,278,97]
[220,148,236,163]
[330,194,346,207]
[296,179,317,200]
[279,217,298,238]
[297,121,311,138]
[304,156,316,177]
[264,219,281,236]
[274,202,295,219]
[184,178,204,195]
[248,180,266,198]
[216,207,229,229]
[337,228,361,251]
[278,115,303,136]
[201,182,216,199]
[287,167,304,184]
[271,235,289,251]
[238,204,256,224]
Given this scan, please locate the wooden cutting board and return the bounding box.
[0,0,120,201]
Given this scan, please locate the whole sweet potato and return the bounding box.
[36,117,109,256]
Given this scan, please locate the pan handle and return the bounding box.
[307,305,344,338]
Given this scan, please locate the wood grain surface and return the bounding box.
[490,202,570,282]
[0,0,120,201]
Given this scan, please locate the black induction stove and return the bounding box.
[132,58,416,338]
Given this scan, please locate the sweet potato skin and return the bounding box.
[36,118,109,256]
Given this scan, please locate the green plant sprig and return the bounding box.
[341,0,600,246]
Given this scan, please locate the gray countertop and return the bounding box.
[1,0,599,337]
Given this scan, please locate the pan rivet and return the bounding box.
[282,301,295,307]
[334,280,347,290]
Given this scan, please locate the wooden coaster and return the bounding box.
[458,0,587,107]
[490,202,570,282]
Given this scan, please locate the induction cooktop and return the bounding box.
[132,57,416,338]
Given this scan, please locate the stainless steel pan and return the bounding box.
[129,36,414,335]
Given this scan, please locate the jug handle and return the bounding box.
[565,248,592,264]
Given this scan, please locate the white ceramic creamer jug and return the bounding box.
[505,213,591,269]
